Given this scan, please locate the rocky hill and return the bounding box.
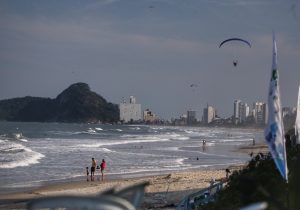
[0,83,119,123]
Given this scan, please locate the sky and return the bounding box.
[1,0,300,120]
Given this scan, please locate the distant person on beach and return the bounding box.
[86,167,89,181]
[225,168,231,179]
[202,139,206,152]
[91,158,97,181]
[252,138,255,146]
[100,159,106,181]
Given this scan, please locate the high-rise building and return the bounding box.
[187,110,197,125]
[239,102,250,123]
[233,100,241,124]
[119,96,142,123]
[129,96,136,104]
[253,102,267,125]
[262,103,268,125]
[143,109,157,123]
[203,105,215,124]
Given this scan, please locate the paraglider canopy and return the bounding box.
[219,38,251,67]
[219,38,251,48]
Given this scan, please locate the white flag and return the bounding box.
[264,33,288,182]
[295,85,300,144]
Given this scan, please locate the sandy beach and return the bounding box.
[0,168,231,210]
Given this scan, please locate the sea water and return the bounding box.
[0,121,264,193]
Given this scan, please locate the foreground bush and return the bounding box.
[198,133,300,210]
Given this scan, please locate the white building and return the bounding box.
[233,100,241,124]
[239,102,250,123]
[203,105,215,124]
[233,100,250,124]
[119,96,142,123]
[253,102,268,125]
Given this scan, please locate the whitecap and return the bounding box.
[14,133,22,139]
[88,128,96,133]
[175,158,187,165]
[101,148,114,153]
[129,127,140,130]
[95,127,103,131]
[164,147,179,151]
[77,137,170,148]
[0,144,45,169]
[212,138,253,143]
[171,136,190,141]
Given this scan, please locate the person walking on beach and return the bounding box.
[202,139,206,152]
[91,158,97,181]
[100,159,106,181]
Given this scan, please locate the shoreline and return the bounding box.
[0,144,266,210]
[0,164,235,194]
[0,167,235,210]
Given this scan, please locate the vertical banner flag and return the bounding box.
[295,85,300,144]
[264,33,288,182]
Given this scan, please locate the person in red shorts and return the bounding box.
[100,159,106,181]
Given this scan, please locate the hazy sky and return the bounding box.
[1,0,300,120]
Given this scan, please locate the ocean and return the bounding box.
[0,121,264,193]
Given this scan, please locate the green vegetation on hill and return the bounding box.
[0,83,119,123]
[198,130,300,210]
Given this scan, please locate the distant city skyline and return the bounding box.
[1,0,300,120]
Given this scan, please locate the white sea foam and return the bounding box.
[0,144,45,169]
[129,127,140,130]
[100,148,114,153]
[95,127,103,131]
[171,136,190,141]
[184,130,195,134]
[150,127,165,130]
[164,147,180,151]
[14,133,23,139]
[78,137,170,148]
[175,158,187,165]
[88,128,96,133]
[212,138,252,143]
[47,131,85,135]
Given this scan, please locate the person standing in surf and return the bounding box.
[91,158,97,181]
[100,159,106,181]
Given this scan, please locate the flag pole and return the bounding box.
[264,32,288,183]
